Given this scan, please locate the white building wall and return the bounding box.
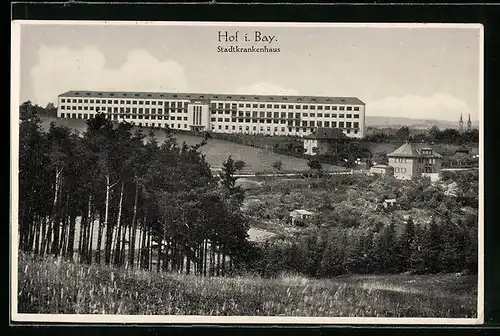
[57,94,366,138]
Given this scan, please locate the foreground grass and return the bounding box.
[18,253,477,317]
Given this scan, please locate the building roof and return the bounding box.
[58,90,365,105]
[370,164,393,169]
[387,142,442,158]
[304,127,348,140]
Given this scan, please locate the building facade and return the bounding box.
[57,91,366,138]
[387,141,442,180]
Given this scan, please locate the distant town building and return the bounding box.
[303,127,348,155]
[369,164,394,177]
[387,141,442,180]
[57,90,366,138]
[289,209,313,225]
[459,113,472,133]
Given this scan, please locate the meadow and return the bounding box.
[18,253,477,317]
[39,117,343,173]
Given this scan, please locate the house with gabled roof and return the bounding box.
[387,141,442,180]
[303,127,348,155]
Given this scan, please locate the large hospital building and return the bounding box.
[57,91,366,138]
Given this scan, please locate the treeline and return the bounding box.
[241,171,479,278]
[248,213,478,277]
[365,126,479,145]
[19,101,250,276]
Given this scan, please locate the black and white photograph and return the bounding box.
[10,21,483,324]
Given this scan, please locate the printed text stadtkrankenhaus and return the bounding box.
[217,46,280,53]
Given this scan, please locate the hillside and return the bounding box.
[37,116,345,173]
[366,116,479,129]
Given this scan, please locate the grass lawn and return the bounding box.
[18,253,477,318]
[39,117,345,173]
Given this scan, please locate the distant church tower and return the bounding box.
[467,114,472,131]
[459,114,464,133]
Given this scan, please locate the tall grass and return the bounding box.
[18,253,477,317]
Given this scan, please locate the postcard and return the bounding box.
[10,20,484,325]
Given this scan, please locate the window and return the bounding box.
[395,167,400,173]
[295,105,301,109]
[145,101,150,105]
[253,104,258,108]
[332,106,337,110]
[303,105,309,110]
[401,168,407,173]
[317,106,323,110]
[281,105,286,109]
[310,106,316,110]
[310,113,315,118]
[339,106,345,111]
[354,107,360,111]
[325,121,330,127]
[78,106,82,110]
[354,122,359,128]
[347,106,352,111]
[60,113,65,118]
[346,114,352,118]
[246,104,251,108]
[339,114,345,118]
[354,114,359,119]
[325,106,330,110]
[78,99,83,103]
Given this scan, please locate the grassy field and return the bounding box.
[39,117,344,173]
[18,253,477,317]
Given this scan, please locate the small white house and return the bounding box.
[369,164,394,177]
[383,199,397,209]
[289,209,313,225]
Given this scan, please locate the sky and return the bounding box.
[16,22,482,121]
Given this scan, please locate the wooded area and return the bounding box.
[19,101,250,276]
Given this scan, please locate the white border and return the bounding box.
[10,20,484,325]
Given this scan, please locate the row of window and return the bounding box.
[395,167,407,173]
[59,113,361,135]
[60,105,360,120]
[61,98,186,107]
[60,113,188,121]
[209,117,359,128]
[212,110,360,119]
[211,102,360,111]
[393,157,438,164]
[210,124,359,134]
[60,112,360,129]
[60,98,361,111]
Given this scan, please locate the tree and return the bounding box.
[307,159,322,179]
[398,217,416,272]
[396,126,410,141]
[272,160,283,174]
[234,160,246,172]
